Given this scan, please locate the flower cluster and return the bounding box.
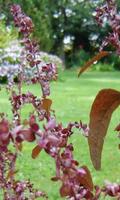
[0,136,47,200]
[10,4,33,36]
[95,0,120,55]
[52,144,94,200]
[10,4,57,97]
[0,41,62,85]
[10,92,50,125]
[102,182,120,198]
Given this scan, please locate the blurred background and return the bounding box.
[0,0,120,73]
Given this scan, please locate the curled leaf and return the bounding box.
[88,89,120,170]
[32,145,42,159]
[60,184,72,197]
[78,51,109,77]
[78,166,94,191]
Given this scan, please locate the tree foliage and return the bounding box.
[1,0,120,67]
[0,0,100,53]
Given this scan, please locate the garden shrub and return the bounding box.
[0,39,63,84]
[91,62,115,72]
[65,49,90,68]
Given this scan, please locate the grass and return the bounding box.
[0,70,120,199]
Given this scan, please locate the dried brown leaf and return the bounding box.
[32,145,42,159]
[78,51,109,77]
[41,98,52,114]
[88,89,120,170]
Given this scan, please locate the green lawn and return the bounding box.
[0,70,120,199]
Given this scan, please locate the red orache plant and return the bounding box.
[95,0,120,55]
[0,2,120,200]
